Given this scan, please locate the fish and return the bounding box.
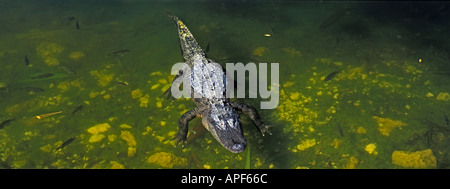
[24,55,29,66]
[0,118,16,129]
[58,65,76,74]
[35,111,63,119]
[71,105,83,116]
[31,73,54,80]
[108,49,130,57]
[205,43,210,53]
[444,113,449,127]
[76,19,79,30]
[336,123,344,137]
[324,71,339,81]
[319,8,350,30]
[113,81,128,86]
[56,137,75,150]
[23,87,44,92]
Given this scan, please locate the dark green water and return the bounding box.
[0,0,449,169]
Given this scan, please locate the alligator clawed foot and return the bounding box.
[172,133,187,146]
[259,124,272,136]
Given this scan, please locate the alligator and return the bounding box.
[166,12,270,153]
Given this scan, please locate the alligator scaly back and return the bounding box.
[166,12,206,63]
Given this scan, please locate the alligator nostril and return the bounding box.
[231,143,245,152]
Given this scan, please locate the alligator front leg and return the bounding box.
[173,107,201,145]
[229,101,271,136]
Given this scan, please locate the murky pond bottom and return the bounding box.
[0,1,449,169]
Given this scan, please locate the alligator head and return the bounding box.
[202,106,247,153]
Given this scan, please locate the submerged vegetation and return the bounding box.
[0,1,449,169]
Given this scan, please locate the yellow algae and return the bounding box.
[108,134,117,142]
[252,46,268,57]
[120,124,132,129]
[365,143,377,155]
[151,83,161,90]
[156,101,163,108]
[318,57,332,64]
[87,123,111,135]
[142,126,153,135]
[121,130,137,157]
[283,81,295,88]
[372,116,406,136]
[131,89,143,99]
[89,91,99,98]
[90,70,114,87]
[110,161,125,169]
[356,127,367,134]
[146,152,187,168]
[296,139,316,151]
[57,79,83,92]
[139,94,150,108]
[36,42,64,56]
[69,51,85,60]
[127,147,137,157]
[343,156,359,169]
[282,47,302,56]
[151,71,162,76]
[158,79,168,84]
[277,90,318,126]
[405,104,411,110]
[120,131,137,147]
[40,144,53,153]
[44,57,60,66]
[331,138,342,149]
[392,149,436,168]
[161,84,171,93]
[89,134,105,143]
[290,92,300,100]
[436,92,450,101]
[36,42,64,66]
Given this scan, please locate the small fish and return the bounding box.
[56,137,75,150]
[108,49,130,57]
[205,43,210,53]
[324,71,339,81]
[113,81,128,86]
[269,26,275,36]
[23,87,44,92]
[0,118,16,129]
[64,16,77,22]
[71,105,83,116]
[31,73,54,80]
[76,19,79,30]
[35,111,63,119]
[444,113,449,127]
[336,123,344,137]
[58,65,76,74]
[24,55,29,66]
